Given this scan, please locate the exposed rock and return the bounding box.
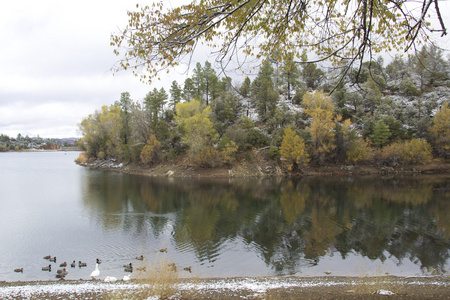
[381,166,395,175]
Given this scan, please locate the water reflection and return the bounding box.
[81,172,450,275]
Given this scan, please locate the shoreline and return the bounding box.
[1,276,449,299]
[77,156,450,178]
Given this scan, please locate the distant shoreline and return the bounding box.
[1,148,82,152]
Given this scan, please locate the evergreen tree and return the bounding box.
[251,60,279,121]
[301,52,325,89]
[239,77,252,116]
[281,53,301,102]
[370,120,391,148]
[202,61,219,105]
[169,81,182,110]
[144,88,168,122]
[114,92,132,145]
[192,62,205,101]
[183,78,195,101]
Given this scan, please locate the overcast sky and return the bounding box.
[0,0,194,139]
[1,0,449,139]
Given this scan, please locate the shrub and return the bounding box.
[98,151,106,160]
[247,128,268,147]
[224,124,248,150]
[380,139,432,165]
[400,139,433,164]
[75,152,89,164]
[219,140,238,164]
[140,135,162,165]
[347,138,371,164]
[268,145,280,160]
[400,77,421,96]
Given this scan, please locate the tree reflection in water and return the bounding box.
[81,172,450,275]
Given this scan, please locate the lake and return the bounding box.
[0,151,449,282]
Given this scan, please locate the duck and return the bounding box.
[59,262,67,267]
[57,268,68,275]
[96,258,102,264]
[123,263,132,268]
[104,276,117,283]
[14,268,23,273]
[124,265,133,273]
[123,274,131,281]
[159,248,168,253]
[310,258,319,266]
[78,261,87,267]
[90,263,100,280]
[42,265,51,271]
[71,260,76,268]
[43,255,51,260]
[49,257,56,263]
[136,255,144,260]
[136,266,146,272]
[183,266,192,273]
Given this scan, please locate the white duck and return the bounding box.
[123,274,131,281]
[90,263,100,280]
[104,276,117,283]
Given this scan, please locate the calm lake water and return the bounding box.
[0,151,449,282]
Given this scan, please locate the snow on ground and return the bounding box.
[1,277,449,299]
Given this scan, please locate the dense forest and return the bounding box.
[78,45,450,171]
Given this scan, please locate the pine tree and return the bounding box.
[281,53,301,102]
[251,61,279,121]
[169,81,182,110]
[370,120,391,148]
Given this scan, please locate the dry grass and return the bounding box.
[107,253,182,300]
[352,264,405,295]
[75,152,88,164]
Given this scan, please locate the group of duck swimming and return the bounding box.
[13,248,190,282]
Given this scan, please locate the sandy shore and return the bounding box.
[1,276,449,299]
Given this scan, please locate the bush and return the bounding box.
[140,135,162,165]
[400,77,421,96]
[75,152,89,164]
[247,128,268,147]
[380,139,432,165]
[162,148,178,162]
[98,151,106,160]
[224,124,248,150]
[347,138,371,164]
[268,145,280,160]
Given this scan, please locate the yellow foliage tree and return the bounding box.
[303,92,336,164]
[429,102,450,157]
[111,0,446,86]
[175,100,219,166]
[219,138,238,164]
[280,125,309,171]
[140,134,161,165]
[381,138,433,165]
[78,105,123,160]
[341,118,371,164]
